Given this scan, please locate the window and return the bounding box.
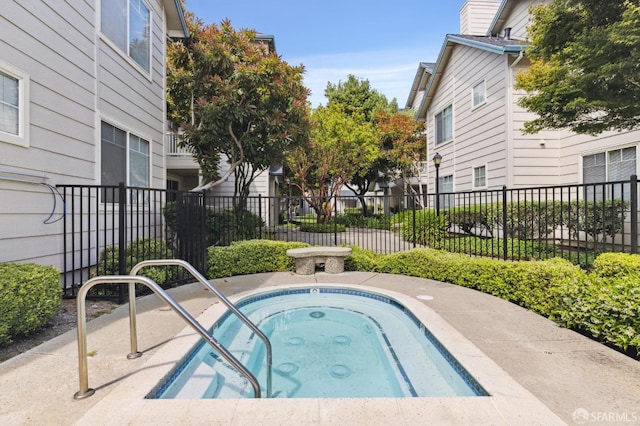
[0,64,29,146]
[101,0,151,73]
[435,105,453,145]
[473,165,486,188]
[101,121,150,202]
[583,147,636,200]
[472,80,486,107]
[437,174,454,209]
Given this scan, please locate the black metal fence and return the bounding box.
[59,176,639,297]
[58,183,206,300]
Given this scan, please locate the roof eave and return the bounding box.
[164,0,189,38]
[488,0,510,36]
[415,35,526,121]
[405,63,433,109]
[255,34,277,53]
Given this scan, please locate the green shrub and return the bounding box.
[590,252,640,278]
[164,201,265,247]
[94,238,175,285]
[490,201,563,240]
[448,205,495,237]
[335,211,392,230]
[561,200,628,243]
[374,249,580,311]
[553,273,639,353]
[0,263,62,345]
[209,210,265,246]
[355,248,636,356]
[299,223,346,233]
[207,240,308,278]
[402,209,448,245]
[433,236,558,261]
[344,246,378,271]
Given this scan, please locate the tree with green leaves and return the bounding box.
[324,75,425,214]
[166,17,309,205]
[286,104,379,223]
[515,0,640,135]
[324,74,398,120]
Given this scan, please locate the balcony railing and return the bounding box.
[165,133,192,156]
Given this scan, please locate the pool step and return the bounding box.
[205,324,266,398]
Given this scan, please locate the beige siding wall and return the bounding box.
[427,45,509,191]
[559,132,640,184]
[409,90,424,111]
[510,58,640,187]
[453,46,509,190]
[498,0,549,40]
[460,0,502,35]
[209,162,271,197]
[509,58,563,187]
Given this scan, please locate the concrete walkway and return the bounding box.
[1,272,638,425]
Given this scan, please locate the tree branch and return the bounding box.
[191,123,245,191]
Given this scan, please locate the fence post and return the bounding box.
[631,175,638,254]
[201,190,207,273]
[258,194,263,239]
[334,193,338,246]
[502,185,507,261]
[118,182,127,304]
[412,195,416,249]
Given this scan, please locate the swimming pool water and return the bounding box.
[149,287,487,399]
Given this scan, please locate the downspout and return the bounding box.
[505,51,524,188]
[510,50,524,69]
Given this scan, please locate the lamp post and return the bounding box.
[284,177,291,223]
[433,152,442,215]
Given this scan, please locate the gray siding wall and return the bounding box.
[0,0,171,269]
[0,1,97,266]
[97,0,167,188]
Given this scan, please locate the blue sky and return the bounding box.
[185,1,468,108]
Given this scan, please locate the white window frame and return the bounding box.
[473,164,487,189]
[472,80,486,108]
[437,174,454,210]
[0,62,30,147]
[100,0,152,76]
[582,146,637,200]
[435,104,453,146]
[100,120,151,203]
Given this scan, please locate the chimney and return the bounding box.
[504,27,512,40]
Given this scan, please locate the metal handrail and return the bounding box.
[73,275,262,399]
[129,259,272,397]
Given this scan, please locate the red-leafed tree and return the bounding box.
[167,16,309,207]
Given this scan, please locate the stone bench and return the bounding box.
[286,247,352,275]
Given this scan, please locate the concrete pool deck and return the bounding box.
[0,272,638,425]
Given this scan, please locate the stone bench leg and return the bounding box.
[295,257,316,275]
[324,256,345,274]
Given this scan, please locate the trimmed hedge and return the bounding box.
[553,252,640,355]
[210,240,639,357]
[207,240,309,278]
[298,223,346,233]
[0,262,62,346]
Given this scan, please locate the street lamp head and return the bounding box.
[432,152,442,168]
